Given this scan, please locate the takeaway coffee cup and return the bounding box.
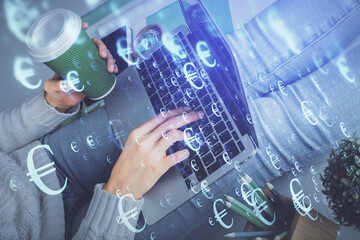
[26,9,116,100]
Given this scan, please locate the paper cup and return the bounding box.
[26,9,116,100]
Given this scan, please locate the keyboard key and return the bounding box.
[139,69,149,80]
[232,131,239,141]
[139,62,146,71]
[211,143,224,157]
[222,112,228,121]
[196,87,208,99]
[185,178,192,189]
[209,114,221,125]
[203,153,214,166]
[169,85,179,94]
[158,61,168,71]
[178,32,184,39]
[177,76,187,86]
[184,88,195,101]
[161,45,171,56]
[151,70,161,82]
[204,104,213,116]
[160,68,172,79]
[144,82,156,96]
[201,124,214,137]
[219,130,231,144]
[145,56,155,68]
[214,121,226,134]
[166,102,176,111]
[189,99,200,110]
[173,90,183,103]
[211,94,218,102]
[207,161,221,174]
[153,49,165,63]
[226,121,234,131]
[200,95,212,107]
[197,144,209,157]
[191,156,207,181]
[206,133,218,147]
[179,165,193,179]
[206,85,214,94]
[162,94,172,106]
[224,140,240,159]
[180,81,192,93]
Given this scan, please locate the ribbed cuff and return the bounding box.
[25,92,80,129]
[83,184,144,237]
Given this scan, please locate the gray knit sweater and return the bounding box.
[0,93,143,239]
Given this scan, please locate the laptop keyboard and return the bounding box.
[136,32,244,188]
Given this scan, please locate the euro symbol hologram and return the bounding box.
[27,144,67,195]
[196,41,216,68]
[183,62,204,90]
[213,198,234,229]
[117,193,146,233]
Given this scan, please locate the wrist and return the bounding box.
[45,92,69,113]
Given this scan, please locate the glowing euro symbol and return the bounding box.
[278,80,288,96]
[197,198,203,207]
[246,114,253,124]
[241,182,256,206]
[184,127,202,151]
[336,56,355,84]
[196,41,216,68]
[211,103,221,117]
[27,145,67,195]
[290,178,318,221]
[162,34,186,59]
[66,70,84,92]
[213,198,234,229]
[86,135,96,148]
[318,107,333,127]
[70,141,79,153]
[312,52,328,75]
[251,188,276,226]
[209,217,215,226]
[184,62,204,90]
[116,38,139,65]
[201,180,214,199]
[14,56,42,89]
[340,122,351,138]
[117,193,146,232]
[301,101,318,126]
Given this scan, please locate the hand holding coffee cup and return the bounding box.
[26,9,117,101]
[42,22,118,112]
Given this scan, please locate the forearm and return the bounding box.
[72,184,144,240]
[0,92,79,153]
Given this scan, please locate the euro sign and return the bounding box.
[301,101,318,126]
[312,52,328,75]
[336,56,356,84]
[196,41,216,68]
[117,193,146,233]
[241,182,256,206]
[340,122,351,137]
[184,62,204,90]
[213,198,234,229]
[66,70,84,92]
[278,81,288,96]
[251,188,276,226]
[184,127,202,151]
[27,145,67,195]
[14,56,42,89]
[318,107,333,127]
[290,178,318,221]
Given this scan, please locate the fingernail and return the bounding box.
[110,65,115,72]
[198,111,204,119]
[183,149,190,156]
[184,106,192,111]
[102,50,107,57]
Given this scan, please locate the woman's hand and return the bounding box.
[44,22,118,112]
[103,107,204,199]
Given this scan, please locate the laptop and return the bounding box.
[103,0,258,224]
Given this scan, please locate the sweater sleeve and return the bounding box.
[0,92,79,154]
[73,184,144,240]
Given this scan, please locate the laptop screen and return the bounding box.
[178,0,258,145]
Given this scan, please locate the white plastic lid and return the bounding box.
[26,9,82,62]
